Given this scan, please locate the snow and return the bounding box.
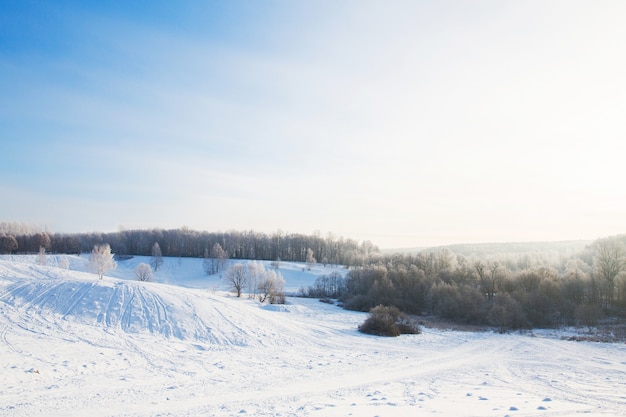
[1,255,626,416]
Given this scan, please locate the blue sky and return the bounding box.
[2,1,626,248]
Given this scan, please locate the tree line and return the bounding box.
[0,227,380,266]
[307,235,626,330]
[4,222,626,330]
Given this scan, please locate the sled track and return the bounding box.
[2,325,19,353]
[62,282,96,318]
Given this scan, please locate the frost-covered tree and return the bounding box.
[306,248,316,270]
[258,269,285,304]
[35,232,51,251]
[203,243,228,275]
[150,242,163,271]
[223,263,248,297]
[58,256,70,270]
[246,261,262,299]
[37,246,47,266]
[135,262,153,282]
[88,244,117,280]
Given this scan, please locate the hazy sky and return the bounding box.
[1,1,625,248]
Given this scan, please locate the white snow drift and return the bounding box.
[1,255,625,417]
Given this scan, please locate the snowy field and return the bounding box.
[1,255,625,417]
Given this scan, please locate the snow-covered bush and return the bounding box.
[358,305,420,337]
[257,269,285,304]
[135,262,153,282]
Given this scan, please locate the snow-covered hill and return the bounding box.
[1,256,625,416]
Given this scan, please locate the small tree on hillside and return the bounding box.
[135,262,153,282]
[306,248,316,271]
[37,246,47,266]
[224,263,248,297]
[151,242,164,271]
[88,244,117,280]
[246,261,263,300]
[258,269,285,304]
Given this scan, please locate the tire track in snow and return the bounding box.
[61,282,96,319]
[119,286,136,332]
[0,282,31,302]
[101,284,121,327]
[135,287,171,337]
[18,281,61,314]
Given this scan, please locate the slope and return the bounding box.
[1,257,625,417]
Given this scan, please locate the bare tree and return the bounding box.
[88,244,117,280]
[135,262,153,282]
[223,263,248,297]
[475,261,502,302]
[594,237,626,308]
[150,242,164,271]
[214,243,229,271]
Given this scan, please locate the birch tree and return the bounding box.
[37,246,47,266]
[223,263,248,297]
[203,243,228,275]
[88,244,117,280]
[306,248,316,271]
[151,242,164,271]
[258,269,285,304]
[594,237,626,308]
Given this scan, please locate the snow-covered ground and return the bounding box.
[1,255,625,417]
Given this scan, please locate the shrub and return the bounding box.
[343,293,376,312]
[358,305,421,337]
[429,283,487,324]
[576,303,603,327]
[488,294,529,332]
[268,291,286,304]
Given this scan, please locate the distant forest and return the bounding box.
[2,222,625,331]
[0,222,379,266]
[305,234,626,331]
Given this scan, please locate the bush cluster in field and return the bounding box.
[358,305,421,337]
